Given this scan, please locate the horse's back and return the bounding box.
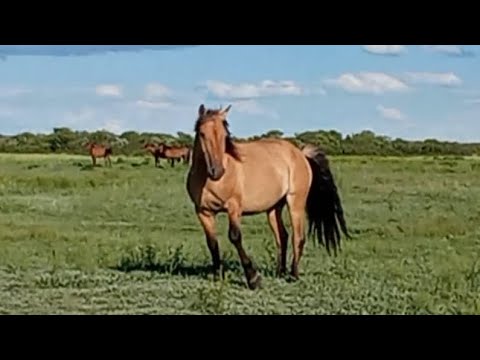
[91,145,111,157]
[233,139,311,213]
[164,145,188,158]
[237,138,308,173]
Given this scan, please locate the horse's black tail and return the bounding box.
[302,145,351,256]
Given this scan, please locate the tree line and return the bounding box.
[1,127,479,157]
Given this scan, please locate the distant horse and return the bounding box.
[186,104,350,290]
[86,142,112,167]
[144,143,163,168]
[158,143,192,167]
[143,142,191,168]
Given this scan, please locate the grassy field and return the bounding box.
[1,153,480,314]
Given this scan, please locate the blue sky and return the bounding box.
[0,45,479,141]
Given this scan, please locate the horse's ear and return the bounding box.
[220,104,232,117]
[198,104,206,117]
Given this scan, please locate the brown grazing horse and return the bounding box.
[186,104,350,290]
[144,142,191,168]
[161,143,191,167]
[144,142,163,167]
[86,142,112,167]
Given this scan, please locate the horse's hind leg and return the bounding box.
[197,210,223,281]
[286,193,307,280]
[267,201,288,277]
[227,201,261,290]
[91,156,96,167]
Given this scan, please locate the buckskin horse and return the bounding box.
[186,104,350,290]
[86,142,112,167]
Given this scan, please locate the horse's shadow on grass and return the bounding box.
[110,252,244,282]
[111,261,213,278]
[112,260,280,288]
[75,163,103,171]
[109,246,278,288]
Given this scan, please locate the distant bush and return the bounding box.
[1,127,479,157]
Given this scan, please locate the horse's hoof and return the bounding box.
[286,273,300,283]
[213,272,224,282]
[247,272,262,290]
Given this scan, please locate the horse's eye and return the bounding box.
[200,132,206,138]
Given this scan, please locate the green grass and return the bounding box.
[0,153,480,314]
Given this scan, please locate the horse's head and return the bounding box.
[143,142,156,150]
[194,104,236,181]
[157,143,166,153]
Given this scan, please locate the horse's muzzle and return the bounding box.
[207,163,225,181]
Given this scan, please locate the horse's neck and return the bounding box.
[190,140,208,176]
[191,150,204,169]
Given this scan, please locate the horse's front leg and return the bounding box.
[227,201,262,290]
[197,210,223,281]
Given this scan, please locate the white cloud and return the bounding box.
[65,111,125,134]
[325,72,409,94]
[101,119,124,134]
[362,45,406,55]
[422,45,473,57]
[405,72,462,87]
[0,86,32,97]
[135,100,172,109]
[464,98,480,104]
[64,108,96,125]
[95,84,123,97]
[205,80,303,100]
[312,87,327,96]
[376,105,406,121]
[232,99,279,119]
[131,83,174,111]
[450,88,480,97]
[145,83,171,100]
